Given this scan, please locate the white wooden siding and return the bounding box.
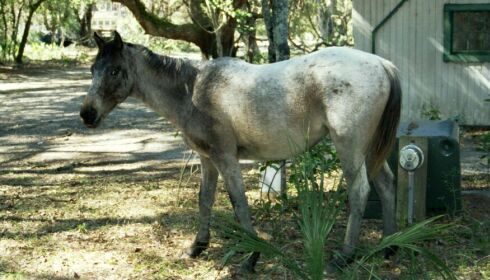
[353,0,490,125]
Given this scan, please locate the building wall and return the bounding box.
[353,0,490,125]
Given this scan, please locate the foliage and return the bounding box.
[38,0,87,42]
[258,136,339,201]
[289,137,340,185]
[295,187,345,279]
[216,134,455,279]
[289,0,353,53]
[0,0,76,63]
[216,217,309,279]
[477,132,490,173]
[113,0,355,58]
[421,103,442,120]
[482,97,490,169]
[288,137,342,279]
[218,208,457,279]
[0,0,357,62]
[0,0,25,62]
[346,216,456,279]
[205,0,254,33]
[421,103,467,123]
[218,137,344,280]
[23,42,91,64]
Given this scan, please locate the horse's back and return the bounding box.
[193,47,392,160]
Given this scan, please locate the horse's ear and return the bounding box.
[94,32,105,50]
[113,31,123,50]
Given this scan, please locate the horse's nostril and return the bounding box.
[80,106,98,125]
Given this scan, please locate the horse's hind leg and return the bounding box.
[342,161,370,258]
[371,161,397,238]
[328,134,371,266]
[371,161,397,257]
[187,156,218,258]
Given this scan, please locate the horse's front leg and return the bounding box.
[187,156,218,258]
[210,153,260,272]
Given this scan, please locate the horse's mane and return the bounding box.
[126,43,198,83]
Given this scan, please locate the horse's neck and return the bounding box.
[130,49,197,127]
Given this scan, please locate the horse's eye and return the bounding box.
[111,67,121,76]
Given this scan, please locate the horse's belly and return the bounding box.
[235,122,328,161]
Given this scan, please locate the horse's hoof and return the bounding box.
[239,261,256,274]
[326,260,343,274]
[326,255,353,274]
[325,262,340,275]
[186,241,209,258]
[239,262,256,274]
[239,252,260,274]
[384,245,398,259]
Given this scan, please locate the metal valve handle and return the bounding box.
[399,144,424,171]
[399,144,424,224]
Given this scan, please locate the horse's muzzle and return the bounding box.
[80,106,100,128]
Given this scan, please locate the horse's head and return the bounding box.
[80,31,134,128]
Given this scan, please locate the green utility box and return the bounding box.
[364,120,462,219]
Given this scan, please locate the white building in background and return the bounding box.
[91,1,127,37]
[353,0,490,125]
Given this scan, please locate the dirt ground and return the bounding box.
[0,65,489,279]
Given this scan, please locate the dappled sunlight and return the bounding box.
[0,67,191,186]
[28,129,184,163]
[0,65,216,278]
[464,65,490,105]
[50,130,181,154]
[0,172,227,279]
[117,203,159,220]
[41,250,133,279]
[0,79,91,92]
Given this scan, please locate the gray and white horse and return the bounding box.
[80,32,401,271]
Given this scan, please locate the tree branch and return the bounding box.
[112,0,210,44]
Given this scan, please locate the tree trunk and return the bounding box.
[59,28,65,47]
[50,15,56,44]
[260,0,289,195]
[15,9,35,63]
[243,14,260,63]
[15,0,47,64]
[272,0,289,61]
[10,2,24,59]
[0,1,8,61]
[246,34,260,63]
[317,0,334,42]
[79,3,93,40]
[220,17,239,57]
[261,0,290,63]
[261,0,275,62]
[85,3,93,38]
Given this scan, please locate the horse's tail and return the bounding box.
[369,60,402,178]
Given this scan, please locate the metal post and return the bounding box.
[407,171,415,224]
